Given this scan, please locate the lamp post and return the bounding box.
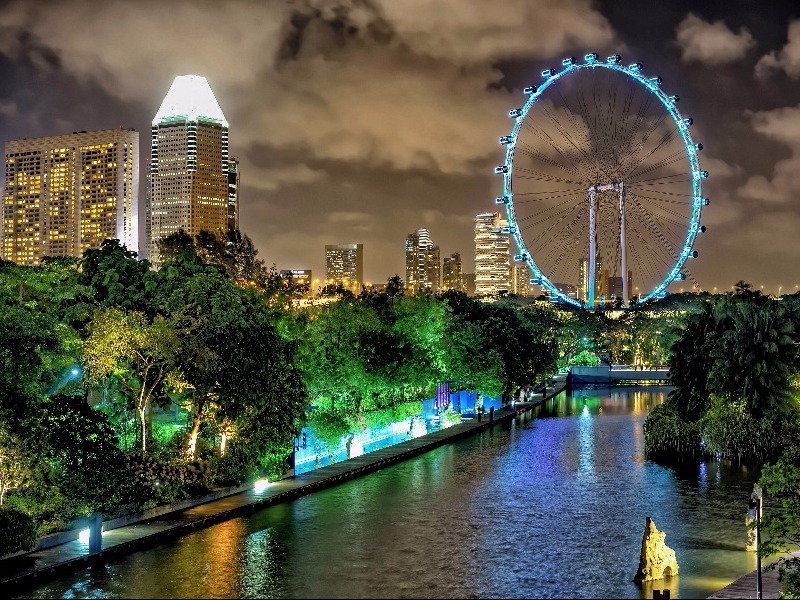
[778,285,783,298]
[749,494,763,599]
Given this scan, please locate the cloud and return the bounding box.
[675,13,755,65]
[756,20,800,79]
[0,0,618,179]
[737,105,800,204]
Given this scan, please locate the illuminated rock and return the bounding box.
[634,517,678,583]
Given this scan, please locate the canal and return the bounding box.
[17,386,760,599]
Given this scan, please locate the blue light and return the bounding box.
[700,170,709,178]
[523,86,537,95]
[508,108,522,118]
[541,68,556,78]
[513,254,527,261]
[499,135,513,145]
[495,196,509,204]
[683,117,693,126]
[669,94,680,103]
[606,55,622,64]
[628,63,642,72]
[649,76,662,85]
[530,277,542,285]
[695,143,703,151]
[562,57,576,66]
[584,52,599,63]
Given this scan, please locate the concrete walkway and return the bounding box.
[1,376,568,591]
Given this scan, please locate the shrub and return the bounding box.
[0,507,37,556]
[643,403,702,458]
[570,350,601,367]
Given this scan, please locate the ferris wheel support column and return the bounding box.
[588,186,597,309]
[619,182,628,307]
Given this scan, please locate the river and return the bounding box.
[16,386,760,599]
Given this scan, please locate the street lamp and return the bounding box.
[749,495,763,600]
[778,285,783,298]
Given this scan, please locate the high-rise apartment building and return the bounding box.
[2,129,139,265]
[325,243,363,292]
[405,228,441,292]
[511,264,533,297]
[227,158,239,233]
[442,252,463,291]
[474,212,510,296]
[148,75,229,265]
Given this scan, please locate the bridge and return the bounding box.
[568,365,671,385]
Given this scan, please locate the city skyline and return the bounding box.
[2,1,800,292]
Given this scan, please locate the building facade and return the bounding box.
[2,129,139,265]
[148,75,229,265]
[325,243,363,292]
[405,228,441,292]
[442,252,463,291]
[474,212,510,296]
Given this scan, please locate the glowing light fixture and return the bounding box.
[78,528,90,544]
[153,75,228,126]
[253,478,270,493]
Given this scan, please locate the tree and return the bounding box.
[82,308,180,455]
[78,239,151,313]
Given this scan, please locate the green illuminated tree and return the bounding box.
[82,308,180,455]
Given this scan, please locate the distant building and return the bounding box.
[405,228,441,292]
[325,243,363,292]
[474,212,510,296]
[609,271,633,302]
[280,269,312,297]
[442,252,463,291]
[2,128,139,265]
[148,75,229,265]
[551,282,579,300]
[511,264,533,297]
[462,272,476,296]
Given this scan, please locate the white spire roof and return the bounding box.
[152,75,228,126]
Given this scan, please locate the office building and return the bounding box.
[405,228,441,292]
[474,212,510,296]
[227,158,239,233]
[442,252,463,291]
[3,128,139,265]
[325,243,363,292]
[149,75,229,265]
[280,269,312,297]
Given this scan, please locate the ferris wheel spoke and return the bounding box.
[536,103,599,178]
[628,197,681,264]
[516,141,582,177]
[521,120,588,176]
[621,119,678,178]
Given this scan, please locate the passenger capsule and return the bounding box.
[495,165,509,174]
[508,108,522,118]
[683,117,693,126]
[606,55,622,64]
[495,196,509,204]
[541,68,556,78]
[499,136,513,145]
[584,53,599,62]
[523,86,537,95]
[695,143,703,151]
[562,57,576,66]
[628,63,643,72]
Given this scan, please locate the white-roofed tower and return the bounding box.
[148,75,229,265]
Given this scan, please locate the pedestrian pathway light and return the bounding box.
[749,495,762,599]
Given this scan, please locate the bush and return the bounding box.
[118,455,209,510]
[0,507,37,556]
[643,403,702,458]
[700,399,782,463]
[570,350,601,367]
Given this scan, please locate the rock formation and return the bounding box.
[634,516,679,583]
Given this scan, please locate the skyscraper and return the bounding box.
[2,128,139,265]
[148,75,229,265]
[511,264,532,297]
[442,252,463,291]
[405,228,441,292]
[227,158,240,234]
[474,212,510,296]
[325,243,363,292]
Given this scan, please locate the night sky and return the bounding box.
[2,0,800,294]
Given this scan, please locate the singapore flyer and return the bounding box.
[496,53,707,308]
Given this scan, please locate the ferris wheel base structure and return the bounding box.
[496,52,708,310]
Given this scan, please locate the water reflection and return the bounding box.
[17,386,758,599]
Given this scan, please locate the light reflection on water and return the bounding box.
[16,386,758,599]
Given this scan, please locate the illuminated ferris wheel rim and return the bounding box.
[496,53,707,308]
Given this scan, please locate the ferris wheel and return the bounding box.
[496,53,707,308]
